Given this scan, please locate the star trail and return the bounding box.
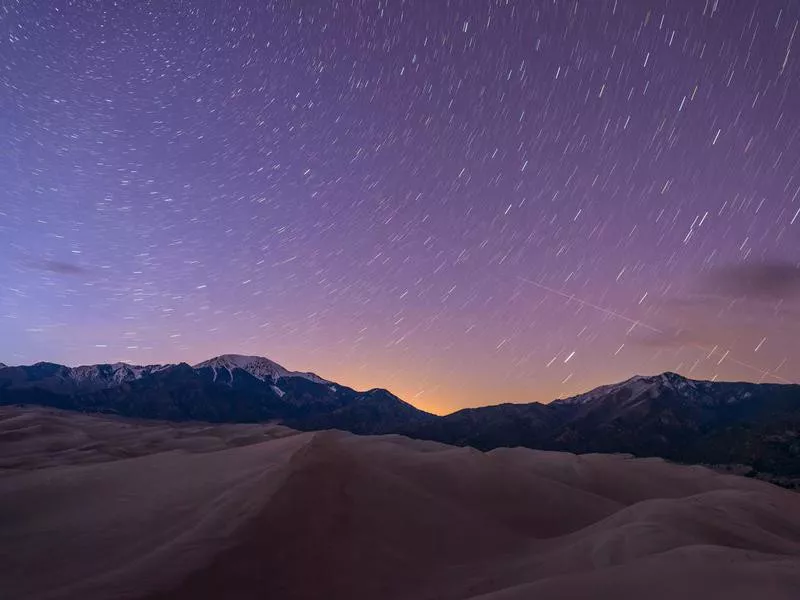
[1,0,799,413]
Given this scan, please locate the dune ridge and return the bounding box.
[2,406,800,600]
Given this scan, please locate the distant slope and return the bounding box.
[2,406,800,600]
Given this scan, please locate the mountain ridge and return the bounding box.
[1,355,799,486]
[0,354,434,434]
[0,354,768,413]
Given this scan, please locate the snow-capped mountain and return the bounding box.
[0,354,430,434]
[552,372,698,407]
[193,354,330,385]
[0,354,327,393]
[0,361,168,393]
[194,354,292,382]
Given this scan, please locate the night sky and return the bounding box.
[2,1,799,414]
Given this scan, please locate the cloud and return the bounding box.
[631,261,800,350]
[702,261,800,301]
[38,260,89,276]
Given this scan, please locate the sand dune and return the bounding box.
[2,406,800,600]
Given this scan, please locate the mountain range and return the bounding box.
[1,355,799,486]
[0,355,431,435]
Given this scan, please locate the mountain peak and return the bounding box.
[626,372,698,393]
[193,354,291,381]
[554,372,692,407]
[192,354,331,384]
[626,372,686,387]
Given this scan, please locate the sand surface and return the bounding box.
[2,406,800,600]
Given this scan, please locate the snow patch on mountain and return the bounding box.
[194,354,289,380]
[192,354,330,384]
[554,372,701,407]
[288,371,330,385]
[553,381,623,406]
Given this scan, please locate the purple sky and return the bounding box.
[2,0,799,414]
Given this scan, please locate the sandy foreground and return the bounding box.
[1,406,800,600]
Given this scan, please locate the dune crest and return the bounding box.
[2,406,800,600]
